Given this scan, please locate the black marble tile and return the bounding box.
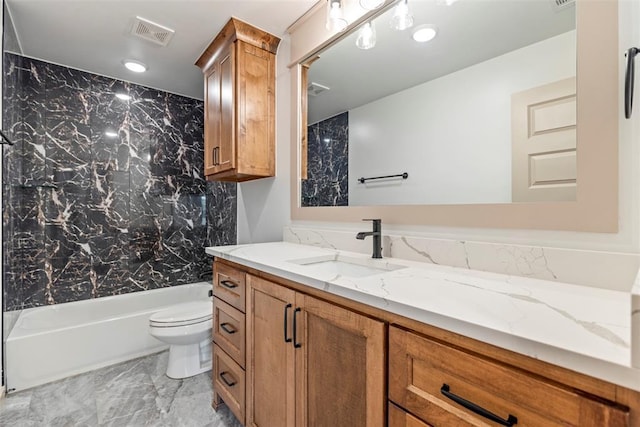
[302,112,349,207]
[3,54,237,309]
[206,181,237,247]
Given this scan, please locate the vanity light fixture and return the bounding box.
[356,21,377,50]
[412,26,437,43]
[326,0,348,32]
[123,59,147,73]
[359,0,385,10]
[390,0,413,31]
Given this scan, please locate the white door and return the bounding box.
[511,77,577,202]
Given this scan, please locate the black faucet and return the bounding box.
[356,219,382,259]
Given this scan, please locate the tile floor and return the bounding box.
[0,351,243,427]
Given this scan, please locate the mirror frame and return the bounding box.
[289,0,618,232]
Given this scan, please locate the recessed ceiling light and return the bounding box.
[115,93,131,101]
[412,26,437,43]
[123,60,147,73]
[105,130,118,138]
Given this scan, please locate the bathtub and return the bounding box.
[5,282,212,392]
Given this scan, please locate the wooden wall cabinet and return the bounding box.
[196,18,280,182]
[245,274,385,427]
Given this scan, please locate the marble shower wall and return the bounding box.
[2,53,237,310]
[301,112,349,207]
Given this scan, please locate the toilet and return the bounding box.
[149,301,212,379]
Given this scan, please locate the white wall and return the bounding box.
[348,31,576,206]
[236,37,292,244]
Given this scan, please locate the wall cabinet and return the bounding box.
[245,274,385,427]
[196,18,280,182]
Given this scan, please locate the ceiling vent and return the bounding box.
[130,16,175,47]
[308,82,330,97]
[552,0,575,11]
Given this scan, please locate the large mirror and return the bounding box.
[292,0,617,232]
[302,0,577,207]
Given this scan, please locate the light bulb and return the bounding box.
[390,0,413,31]
[123,60,147,73]
[412,26,437,43]
[359,0,385,10]
[326,0,348,32]
[356,22,376,50]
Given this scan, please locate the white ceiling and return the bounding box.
[5,0,318,100]
[308,0,576,124]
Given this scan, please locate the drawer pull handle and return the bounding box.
[220,322,236,334]
[293,307,302,348]
[220,279,238,289]
[284,303,292,343]
[440,384,517,426]
[219,371,236,387]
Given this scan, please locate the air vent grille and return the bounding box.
[553,0,575,11]
[308,82,330,97]
[131,16,175,47]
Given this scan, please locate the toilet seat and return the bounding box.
[149,301,212,328]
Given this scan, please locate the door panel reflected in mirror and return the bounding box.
[302,0,576,207]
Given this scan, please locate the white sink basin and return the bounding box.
[287,254,406,278]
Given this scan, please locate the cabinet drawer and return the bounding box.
[389,402,431,427]
[213,344,245,424]
[389,327,629,427]
[213,297,245,368]
[214,262,246,312]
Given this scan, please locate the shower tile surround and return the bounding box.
[301,111,349,207]
[2,53,237,310]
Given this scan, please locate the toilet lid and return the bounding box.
[150,301,212,327]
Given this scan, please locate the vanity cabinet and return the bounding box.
[212,262,248,424]
[196,18,280,182]
[389,326,629,427]
[389,403,431,427]
[246,273,385,427]
[211,257,639,427]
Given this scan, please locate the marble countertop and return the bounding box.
[206,242,640,392]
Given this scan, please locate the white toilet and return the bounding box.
[149,301,213,379]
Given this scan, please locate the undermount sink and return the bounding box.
[287,254,406,278]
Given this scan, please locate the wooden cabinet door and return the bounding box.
[204,64,220,176]
[217,44,235,173]
[294,294,386,427]
[235,40,275,178]
[246,275,296,427]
